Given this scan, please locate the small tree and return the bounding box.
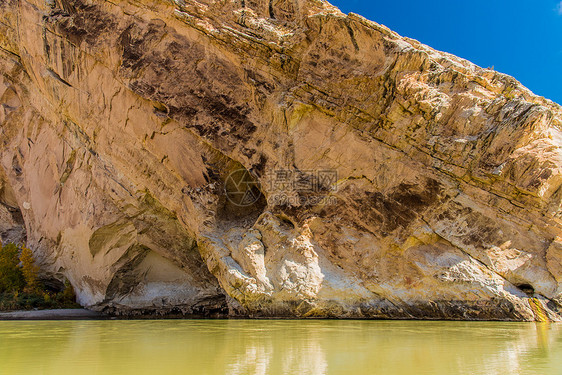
[20,246,40,292]
[0,242,24,292]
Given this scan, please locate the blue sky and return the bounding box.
[330,0,562,105]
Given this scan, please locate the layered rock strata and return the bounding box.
[1,0,562,320]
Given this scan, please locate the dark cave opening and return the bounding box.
[516,283,535,296]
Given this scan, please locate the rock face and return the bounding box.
[1,0,562,320]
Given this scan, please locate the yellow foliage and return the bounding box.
[0,242,24,292]
[19,246,40,292]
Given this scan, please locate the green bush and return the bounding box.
[0,241,80,311]
[0,242,25,292]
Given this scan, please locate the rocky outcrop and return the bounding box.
[1,0,561,320]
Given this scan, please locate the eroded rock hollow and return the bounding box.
[1,0,562,320]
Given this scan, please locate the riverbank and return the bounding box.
[0,309,103,320]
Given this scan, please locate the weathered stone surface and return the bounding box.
[0,0,561,320]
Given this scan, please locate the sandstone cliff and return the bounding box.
[1,0,562,320]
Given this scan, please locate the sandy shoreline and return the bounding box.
[0,309,104,320]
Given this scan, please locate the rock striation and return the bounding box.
[1,0,562,320]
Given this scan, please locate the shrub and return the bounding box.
[0,242,24,292]
[0,242,80,311]
[20,246,40,292]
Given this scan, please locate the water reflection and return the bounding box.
[0,320,561,375]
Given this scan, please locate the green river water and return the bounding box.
[0,320,561,375]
